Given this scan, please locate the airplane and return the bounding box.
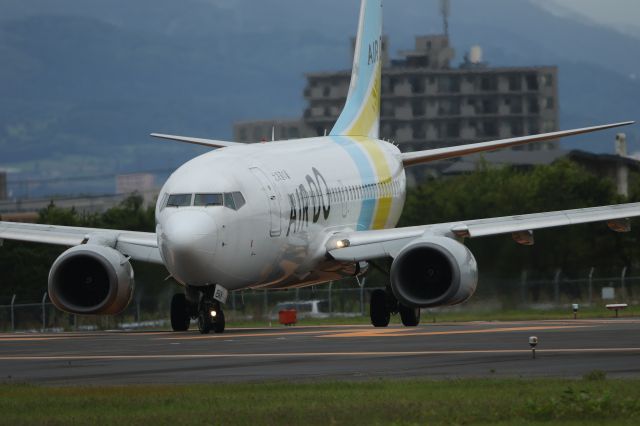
[0,0,638,334]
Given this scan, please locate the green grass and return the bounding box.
[2,378,640,425]
[229,305,640,328]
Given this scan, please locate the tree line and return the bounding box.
[1,159,638,303]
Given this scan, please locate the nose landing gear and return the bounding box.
[197,299,225,334]
[170,287,226,334]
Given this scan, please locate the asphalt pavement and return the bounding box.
[1,319,639,385]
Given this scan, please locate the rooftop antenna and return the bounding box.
[440,0,450,38]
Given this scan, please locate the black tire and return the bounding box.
[399,304,420,327]
[198,312,212,334]
[170,293,191,332]
[213,308,225,334]
[370,289,390,328]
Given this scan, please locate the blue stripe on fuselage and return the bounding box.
[331,136,376,231]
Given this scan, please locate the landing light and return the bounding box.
[336,239,351,249]
[210,310,217,318]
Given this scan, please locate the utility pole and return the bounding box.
[440,0,450,38]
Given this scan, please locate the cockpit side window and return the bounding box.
[224,193,236,210]
[232,192,246,210]
[166,194,192,208]
[194,193,224,207]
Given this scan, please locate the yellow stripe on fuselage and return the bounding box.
[345,61,392,230]
[353,137,393,230]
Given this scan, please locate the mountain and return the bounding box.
[0,0,639,196]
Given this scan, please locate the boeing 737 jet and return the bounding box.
[1,0,638,333]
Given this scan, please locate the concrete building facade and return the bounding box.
[234,35,559,154]
[0,172,6,201]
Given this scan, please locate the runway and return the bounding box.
[1,319,639,385]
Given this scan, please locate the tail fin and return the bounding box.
[330,0,383,139]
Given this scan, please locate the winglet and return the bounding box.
[150,133,243,149]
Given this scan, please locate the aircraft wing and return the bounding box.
[327,203,640,262]
[0,221,162,264]
[401,122,634,167]
[150,133,243,149]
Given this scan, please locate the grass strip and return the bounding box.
[1,377,640,425]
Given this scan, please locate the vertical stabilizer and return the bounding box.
[330,0,383,139]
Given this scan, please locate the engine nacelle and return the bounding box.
[390,236,478,308]
[48,245,134,315]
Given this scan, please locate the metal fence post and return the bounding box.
[41,292,48,331]
[621,266,628,300]
[588,267,595,305]
[328,281,333,316]
[263,290,268,320]
[360,277,366,316]
[10,294,16,332]
[554,269,561,305]
[520,270,528,305]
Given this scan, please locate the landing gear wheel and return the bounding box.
[399,304,421,327]
[170,293,191,332]
[370,289,390,328]
[213,307,225,334]
[198,311,212,334]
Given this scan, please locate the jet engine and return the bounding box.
[48,245,134,315]
[390,236,478,308]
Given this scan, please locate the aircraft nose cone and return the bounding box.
[160,210,218,285]
[162,210,217,251]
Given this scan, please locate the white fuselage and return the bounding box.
[156,135,406,290]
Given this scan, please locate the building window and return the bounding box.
[510,120,524,136]
[526,74,539,91]
[412,123,426,140]
[412,100,425,117]
[410,76,425,94]
[545,97,555,109]
[528,98,540,114]
[482,121,498,137]
[447,122,460,138]
[481,77,497,91]
[508,75,522,91]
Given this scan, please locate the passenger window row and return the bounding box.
[323,179,402,203]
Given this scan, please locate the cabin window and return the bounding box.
[166,194,193,208]
[194,193,223,207]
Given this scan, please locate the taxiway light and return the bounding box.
[210,310,218,318]
[529,336,538,360]
[572,304,579,319]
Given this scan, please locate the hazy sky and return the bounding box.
[541,0,640,35]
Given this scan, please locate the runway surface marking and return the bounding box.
[1,347,640,362]
[320,325,592,338]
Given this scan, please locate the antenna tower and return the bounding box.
[440,0,450,38]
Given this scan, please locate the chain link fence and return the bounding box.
[1,269,638,332]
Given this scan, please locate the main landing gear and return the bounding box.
[170,287,226,334]
[370,288,420,328]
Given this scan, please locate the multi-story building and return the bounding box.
[234,34,559,168]
[0,171,6,201]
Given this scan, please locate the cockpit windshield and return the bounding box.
[164,192,246,210]
[194,194,224,207]
[166,194,192,208]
